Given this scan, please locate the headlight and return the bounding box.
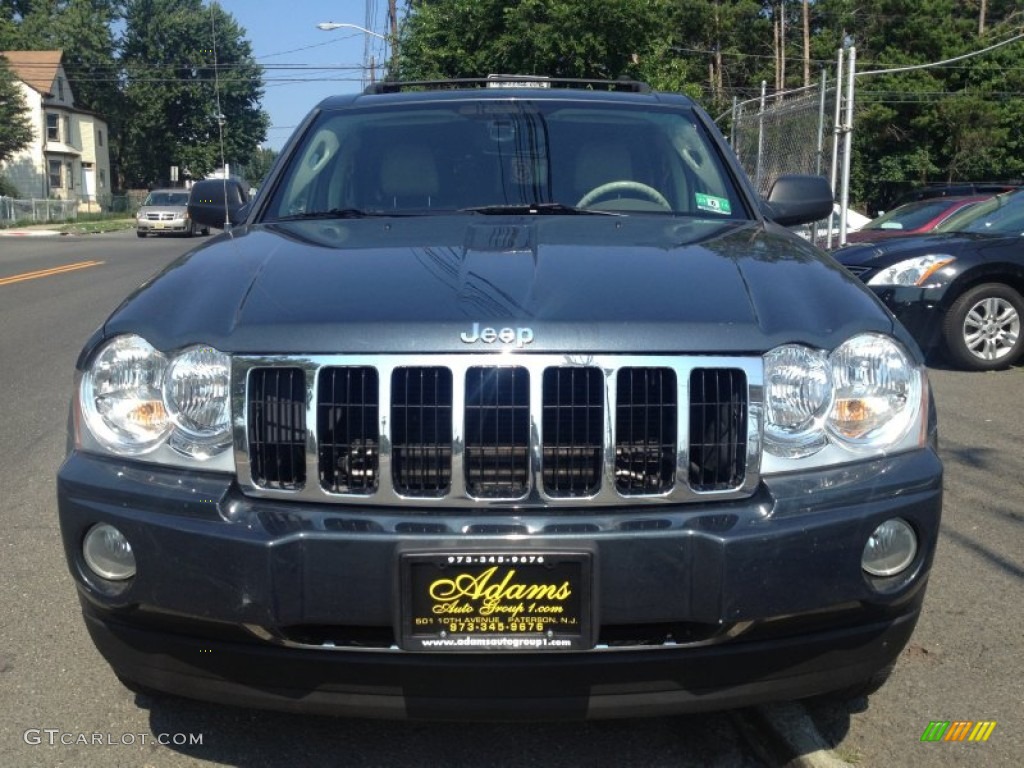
[80,335,232,460]
[867,255,955,287]
[763,345,832,458]
[81,335,171,454]
[828,334,921,452]
[164,345,232,457]
[764,334,924,464]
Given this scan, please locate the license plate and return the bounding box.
[155,223,166,229]
[400,552,592,652]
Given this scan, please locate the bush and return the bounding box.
[0,174,18,198]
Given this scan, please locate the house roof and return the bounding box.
[0,50,64,96]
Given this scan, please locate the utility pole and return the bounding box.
[388,0,399,75]
[803,0,811,87]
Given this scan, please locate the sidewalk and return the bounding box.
[0,227,63,236]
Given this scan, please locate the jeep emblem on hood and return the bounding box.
[460,323,534,348]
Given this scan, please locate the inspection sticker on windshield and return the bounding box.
[695,193,731,215]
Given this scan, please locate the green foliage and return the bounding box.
[0,172,20,197]
[238,145,276,188]
[11,0,121,115]
[118,0,268,186]
[3,0,267,189]
[0,57,33,165]
[398,0,1024,210]
[398,0,672,81]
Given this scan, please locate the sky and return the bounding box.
[216,1,395,151]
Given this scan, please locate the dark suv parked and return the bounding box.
[57,77,941,720]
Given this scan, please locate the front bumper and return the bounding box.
[136,219,190,234]
[58,448,942,719]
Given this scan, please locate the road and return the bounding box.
[0,231,1020,767]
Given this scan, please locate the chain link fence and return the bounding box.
[725,81,837,196]
[720,77,854,247]
[0,197,79,226]
[0,194,136,227]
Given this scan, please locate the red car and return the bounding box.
[843,195,990,244]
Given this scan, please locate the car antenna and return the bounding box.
[209,3,230,231]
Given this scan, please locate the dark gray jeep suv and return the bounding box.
[57,77,942,720]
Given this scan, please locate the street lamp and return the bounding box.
[316,22,386,39]
[317,21,390,86]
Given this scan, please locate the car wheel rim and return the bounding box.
[962,297,1020,361]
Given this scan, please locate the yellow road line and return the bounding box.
[0,260,105,286]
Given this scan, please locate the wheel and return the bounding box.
[577,180,671,210]
[942,283,1024,370]
[201,227,210,236]
[136,230,146,238]
[186,220,196,237]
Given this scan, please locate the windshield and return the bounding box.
[263,99,746,221]
[862,198,971,231]
[143,191,190,207]
[934,192,1024,235]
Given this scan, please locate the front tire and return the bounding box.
[943,283,1024,370]
[136,230,146,238]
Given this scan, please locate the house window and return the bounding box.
[49,160,62,189]
[47,114,59,141]
[63,116,71,144]
[99,169,106,188]
[66,162,74,190]
[97,129,104,147]
[57,76,64,100]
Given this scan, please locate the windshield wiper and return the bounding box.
[460,203,621,216]
[273,208,405,221]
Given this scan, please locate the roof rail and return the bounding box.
[363,76,652,95]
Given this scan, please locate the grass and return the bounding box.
[55,218,136,235]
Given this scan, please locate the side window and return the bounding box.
[276,127,341,215]
[668,121,740,218]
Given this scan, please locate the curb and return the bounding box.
[732,703,855,768]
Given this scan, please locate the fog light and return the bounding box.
[862,518,917,577]
[83,523,136,581]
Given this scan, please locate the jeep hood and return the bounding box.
[98,216,898,358]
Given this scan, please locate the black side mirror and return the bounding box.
[188,181,249,230]
[764,175,834,227]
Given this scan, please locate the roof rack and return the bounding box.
[364,76,652,95]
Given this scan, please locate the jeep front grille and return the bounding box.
[234,355,762,507]
[247,367,307,490]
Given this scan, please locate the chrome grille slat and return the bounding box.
[689,368,747,491]
[232,354,763,508]
[246,367,306,490]
[391,367,453,496]
[317,367,379,494]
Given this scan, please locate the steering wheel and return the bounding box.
[577,180,671,210]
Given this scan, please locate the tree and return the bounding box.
[399,0,673,83]
[0,57,33,166]
[11,0,121,115]
[239,145,276,189]
[119,0,268,186]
